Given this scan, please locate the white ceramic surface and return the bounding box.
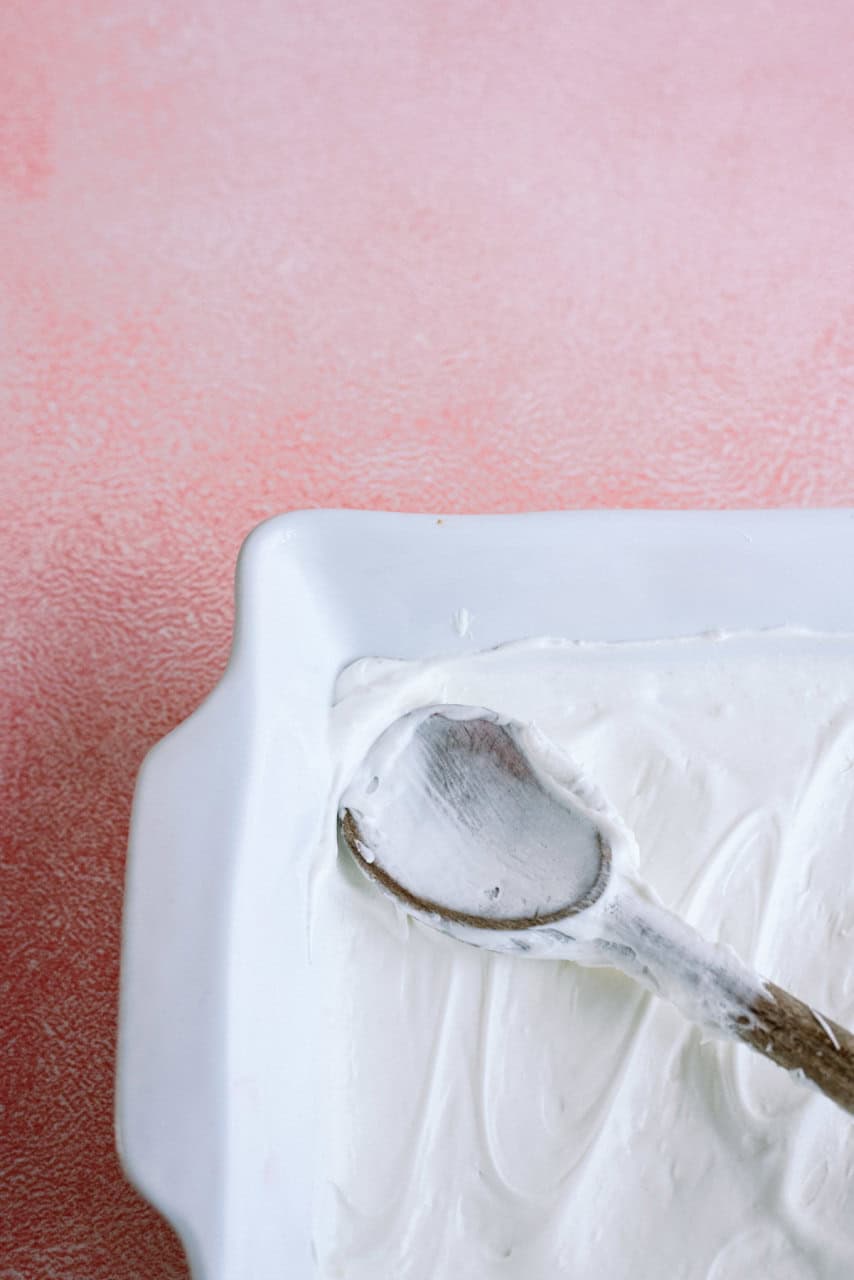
[116,508,854,1279]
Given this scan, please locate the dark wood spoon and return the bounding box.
[340,705,854,1115]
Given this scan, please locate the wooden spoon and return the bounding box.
[339,705,854,1115]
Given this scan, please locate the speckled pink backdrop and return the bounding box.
[2,0,854,1274]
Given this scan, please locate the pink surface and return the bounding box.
[2,1,854,1274]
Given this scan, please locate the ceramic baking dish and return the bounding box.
[116,508,854,1280]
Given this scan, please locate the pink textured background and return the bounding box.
[2,1,854,1274]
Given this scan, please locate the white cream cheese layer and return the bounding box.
[310,633,854,1280]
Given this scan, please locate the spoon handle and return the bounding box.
[738,981,854,1112]
[603,889,854,1115]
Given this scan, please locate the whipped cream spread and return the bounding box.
[310,633,854,1279]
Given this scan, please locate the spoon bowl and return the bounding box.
[341,706,612,931]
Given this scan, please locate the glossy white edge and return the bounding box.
[115,507,854,1279]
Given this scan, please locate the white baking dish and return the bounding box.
[116,508,854,1279]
